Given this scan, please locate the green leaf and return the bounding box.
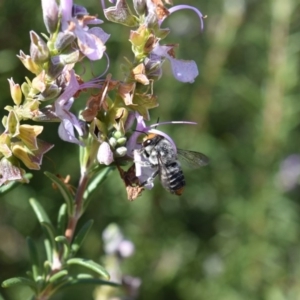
[43,261,52,277]
[66,258,110,280]
[44,238,53,264]
[29,198,52,225]
[57,204,67,235]
[29,198,58,261]
[63,276,119,288]
[49,270,68,283]
[55,236,70,260]
[44,172,74,216]
[71,219,94,254]
[26,237,40,281]
[41,222,58,253]
[2,277,37,291]
[83,167,113,211]
[0,173,32,196]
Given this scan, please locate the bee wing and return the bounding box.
[177,149,209,168]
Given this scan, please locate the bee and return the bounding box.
[135,133,209,195]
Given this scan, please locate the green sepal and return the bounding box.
[66,258,110,280]
[83,167,114,211]
[26,237,40,281]
[49,270,68,283]
[71,219,94,254]
[1,277,37,291]
[44,172,74,216]
[57,204,67,235]
[0,173,32,196]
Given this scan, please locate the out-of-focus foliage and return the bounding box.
[1,0,300,299]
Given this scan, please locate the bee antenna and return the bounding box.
[155,117,160,129]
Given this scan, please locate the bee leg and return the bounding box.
[140,169,159,187]
[134,160,152,167]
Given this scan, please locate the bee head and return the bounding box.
[142,133,161,147]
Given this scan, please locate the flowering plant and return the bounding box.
[0,0,205,299]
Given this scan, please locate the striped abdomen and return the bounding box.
[159,161,185,195]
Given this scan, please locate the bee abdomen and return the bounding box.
[160,161,185,195]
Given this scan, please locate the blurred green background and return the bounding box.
[1,0,300,299]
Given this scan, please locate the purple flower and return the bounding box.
[277,154,300,191]
[60,0,110,60]
[54,70,83,145]
[150,3,204,83]
[102,223,135,257]
[151,44,199,83]
[55,97,84,145]
[54,70,104,145]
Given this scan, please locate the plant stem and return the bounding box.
[65,171,90,242]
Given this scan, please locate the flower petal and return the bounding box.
[58,119,83,145]
[168,57,199,83]
[76,27,108,60]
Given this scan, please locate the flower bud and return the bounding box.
[55,32,76,52]
[133,0,146,15]
[6,111,19,136]
[58,50,80,65]
[109,137,118,148]
[117,137,127,146]
[113,130,123,139]
[47,58,64,79]
[21,82,30,99]
[115,146,127,157]
[41,0,59,34]
[30,31,49,63]
[145,11,158,28]
[8,78,22,106]
[36,84,61,101]
[97,142,114,165]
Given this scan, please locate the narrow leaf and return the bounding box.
[41,222,57,251]
[71,219,94,254]
[57,204,67,235]
[55,236,70,260]
[29,198,52,225]
[44,238,53,264]
[63,277,119,288]
[2,277,37,291]
[44,171,74,216]
[66,258,110,280]
[26,237,40,281]
[49,270,68,283]
[83,167,113,211]
[43,260,52,277]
